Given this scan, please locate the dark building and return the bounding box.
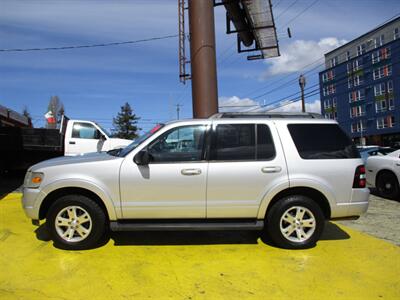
[0,105,31,127]
[319,17,400,146]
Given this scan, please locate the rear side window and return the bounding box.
[288,124,360,159]
[211,124,275,161]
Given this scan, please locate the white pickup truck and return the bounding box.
[0,116,132,171]
[60,116,131,156]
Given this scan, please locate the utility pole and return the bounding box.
[188,0,218,118]
[299,74,306,113]
[176,104,183,120]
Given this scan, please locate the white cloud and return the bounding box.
[219,96,260,112]
[263,38,347,77]
[268,99,321,114]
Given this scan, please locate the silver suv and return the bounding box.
[22,113,369,250]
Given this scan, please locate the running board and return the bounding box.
[110,220,264,231]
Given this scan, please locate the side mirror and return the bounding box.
[100,134,107,141]
[134,150,150,165]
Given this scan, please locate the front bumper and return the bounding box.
[22,188,46,220]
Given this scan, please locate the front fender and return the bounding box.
[35,179,119,220]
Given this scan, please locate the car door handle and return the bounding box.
[396,163,400,166]
[69,141,76,145]
[261,166,282,173]
[181,169,202,176]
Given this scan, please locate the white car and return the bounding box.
[366,149,400,199]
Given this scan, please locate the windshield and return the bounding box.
[95,123,112,137]
[118,124,164,157]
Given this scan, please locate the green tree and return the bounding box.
[112,102,140,139]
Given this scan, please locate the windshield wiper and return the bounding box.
[106,148,122,157]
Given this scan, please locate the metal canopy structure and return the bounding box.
[178,0,280,118]
[219,0,280,60]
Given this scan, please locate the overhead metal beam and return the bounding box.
[223,1,254,47]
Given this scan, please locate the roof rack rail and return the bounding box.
[210,112,324,119]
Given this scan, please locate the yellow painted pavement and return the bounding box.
[0,193,399,300]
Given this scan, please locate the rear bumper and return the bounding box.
[330,188,369,219]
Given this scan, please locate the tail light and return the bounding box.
[353,165,366,188]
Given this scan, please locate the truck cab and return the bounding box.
[63,119,131,156]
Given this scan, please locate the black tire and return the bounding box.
[265,195,325,249]
[376,171,399,200]
[46,194,107,250]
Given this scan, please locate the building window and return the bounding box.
[372,46,391,64]
[325,112,337,120]
[387,80,393,92]
[374,81,394,112]
[324,99,331,109]
[373,64,392,80]
[374,81,393,97]
[348,78,352,89]
[351,120,366,133]
[347,58,362,74]
[357,43,366,56]
[374,82,386,96]
[332,97,337,108]
[323,84,336,96]
[350,105,366,118]
[389,98,395,110]
[354,75,363,87]
[348,75,363,88]
[375,99,387,113]
[349,90,365,102]
[329,56,338,68]
[346,51,351,61]
[322,70,335,82]
[394,28,399,40]
[377,116,395,129]
[374,34,384,48]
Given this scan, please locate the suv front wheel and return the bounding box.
[46,194,107,250]
[265,195,325,249]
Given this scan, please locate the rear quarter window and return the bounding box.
[288,124,360,159]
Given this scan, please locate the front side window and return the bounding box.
[211,124,275,161]
[147,125,206,163]
[72,122,100,139]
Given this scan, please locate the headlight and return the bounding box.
[24,172,44,189]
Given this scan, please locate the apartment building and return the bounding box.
[319,17,400,146]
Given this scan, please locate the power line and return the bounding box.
[280,0,320,28]
[275,0,300,20]
[0,34,179,52]
[245,43,400,113]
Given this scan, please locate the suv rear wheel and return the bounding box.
[265,195,325,249]
[46,195,107,250]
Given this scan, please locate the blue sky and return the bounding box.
[1,0,399,132]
